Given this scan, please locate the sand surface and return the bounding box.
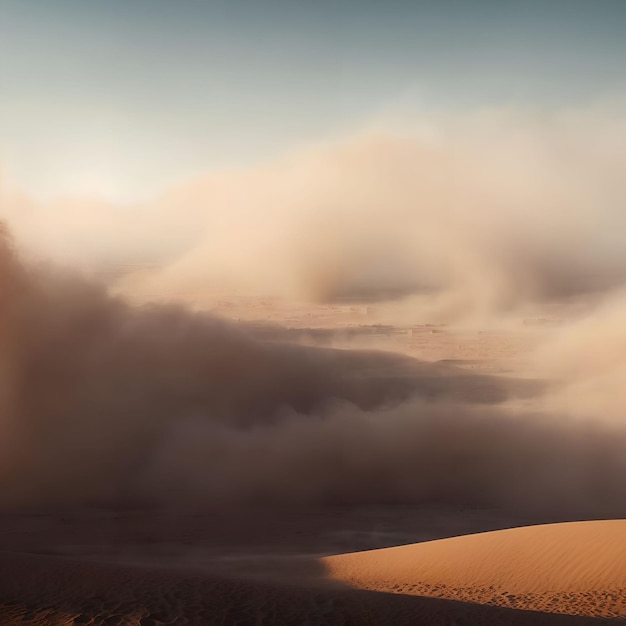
[0,546,619,626]
[0,517,622,624]
[323,520,626,619]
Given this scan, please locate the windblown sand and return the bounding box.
[323,520,626,619]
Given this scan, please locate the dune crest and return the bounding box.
[322,520,626,618]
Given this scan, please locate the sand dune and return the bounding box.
[322,520,626,618]
[0,544,617,626]
[0,520,622,624]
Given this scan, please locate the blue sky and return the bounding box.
[2,0,626,201]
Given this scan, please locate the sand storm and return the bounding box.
[0,105,625,624]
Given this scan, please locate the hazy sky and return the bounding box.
[2,0,626,201]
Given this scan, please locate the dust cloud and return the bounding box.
[0,104,625,517]
[3,105,626,320]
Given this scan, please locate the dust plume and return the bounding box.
[0,220,623,516]
[3,103,626,322]
[1,103,625,516]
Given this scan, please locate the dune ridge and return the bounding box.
[322,520,626,618]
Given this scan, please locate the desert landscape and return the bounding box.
[2,1,626,624]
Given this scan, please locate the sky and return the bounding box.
[1,0,626,202]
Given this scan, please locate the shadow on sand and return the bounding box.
[0,549,619,625]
